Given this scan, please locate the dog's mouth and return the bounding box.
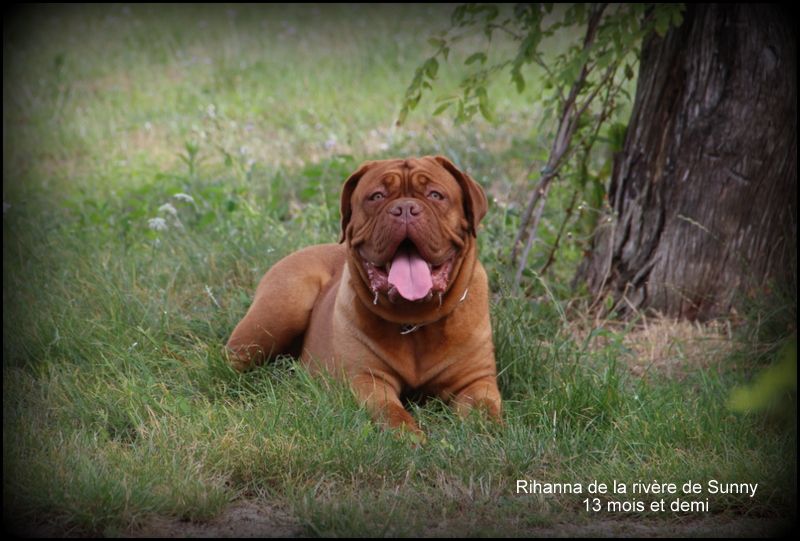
[362,239,454,304]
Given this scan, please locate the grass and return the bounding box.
[4,4,796,537]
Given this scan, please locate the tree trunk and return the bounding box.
[581,4,796,320]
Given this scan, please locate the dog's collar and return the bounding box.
[399,324,421,335]
[399,288,469,335]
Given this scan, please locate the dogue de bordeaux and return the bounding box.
[226,156,502,436]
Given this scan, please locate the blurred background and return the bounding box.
[5,4,538,202]
[4,4,596,287]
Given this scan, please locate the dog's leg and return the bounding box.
[351,373,423,438]
[451,376,503,420]
[226,246,340,371]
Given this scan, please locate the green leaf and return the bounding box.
[596,50,614,70]
[654,9,671,37]
[396,106,409,126]
[562,48,590,84]
[433,102,453,116]
[624,63,635,80]
[452,4,467,25]
[476,87,493,121]
[479,100,493,122]
[483,5,499,22]
[519,28,543,62]
[465,52,488,66]
[671,9,684,28]
[424,57,439,79]
[512,70,525,93]
[570,4,587,25]
[606,122,628,153]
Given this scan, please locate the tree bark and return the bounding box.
[581,4,796,320]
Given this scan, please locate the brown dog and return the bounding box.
[226,156,501,435]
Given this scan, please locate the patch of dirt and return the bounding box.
[15,502,791,537]
[129,501,304,538]
[526,516,791,537]
[133,509,790,538]
[571,315,735,379]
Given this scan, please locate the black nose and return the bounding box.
[389,199,422,220]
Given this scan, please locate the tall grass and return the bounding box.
[4,4,795,536]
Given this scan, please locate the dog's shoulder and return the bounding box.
[265,243,346,281]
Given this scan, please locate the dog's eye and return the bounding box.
[428,191,444,201]
[369,192,385,201]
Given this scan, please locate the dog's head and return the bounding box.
[340,156,487,309]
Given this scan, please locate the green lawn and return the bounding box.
[3,4,795,536]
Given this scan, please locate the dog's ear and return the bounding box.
[339,161,375,243]
[433,156,488,237]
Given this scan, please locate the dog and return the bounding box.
[226,156,502,436]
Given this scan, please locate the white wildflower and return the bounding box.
[173,193,195,204]
[148,217,168,231]
[207,103,216,118]
[158,203,178,217]
[324,136,337,150]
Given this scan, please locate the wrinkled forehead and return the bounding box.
[354,157,461,195]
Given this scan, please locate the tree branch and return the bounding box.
[510,4,609,291]
[540,188,580,276]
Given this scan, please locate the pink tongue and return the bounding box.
[388,246,433,301]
